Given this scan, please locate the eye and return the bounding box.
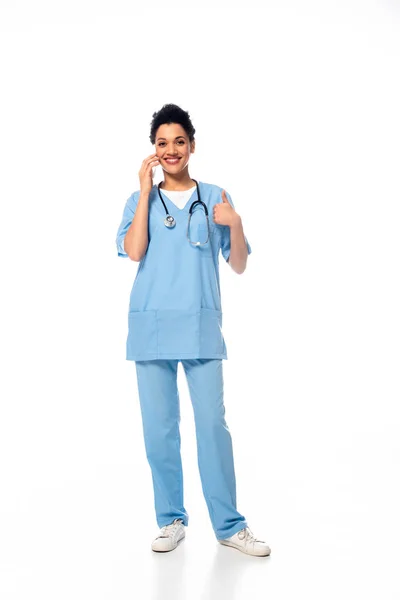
[158,142,166,146]
[177,140,185,145]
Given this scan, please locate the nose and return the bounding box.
[164,142,179,156]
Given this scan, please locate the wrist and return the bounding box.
[139,190,150,200]
[229,214,242,229]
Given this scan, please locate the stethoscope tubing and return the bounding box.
[157,179,210,245]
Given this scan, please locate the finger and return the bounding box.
[141,159,159,176]
[146,158,160,168]
[143,153,160,163]
[221,190,229,203]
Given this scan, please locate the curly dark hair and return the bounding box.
[149,103,196,145]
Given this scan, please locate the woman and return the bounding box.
[116,103,271,557]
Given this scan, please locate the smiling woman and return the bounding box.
[115,103,270,557]
[154,115,195,183]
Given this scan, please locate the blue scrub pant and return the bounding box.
[134,358,248,540]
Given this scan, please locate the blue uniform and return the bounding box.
[115,181,252,361]
[116,180,252,540]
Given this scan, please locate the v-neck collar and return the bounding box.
[155,181,201,219]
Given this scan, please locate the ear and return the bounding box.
[191,140,195,153]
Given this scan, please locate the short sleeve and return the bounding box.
[115,192,138,257]
[219,189,252,263]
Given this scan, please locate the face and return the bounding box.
[155,122,195,174]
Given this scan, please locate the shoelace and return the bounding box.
[237,527,264,544]
[158,519,182,539]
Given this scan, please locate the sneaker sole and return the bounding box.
[218,539,271,557]
[151,533,186,553]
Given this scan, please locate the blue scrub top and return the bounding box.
[116,181,252,361]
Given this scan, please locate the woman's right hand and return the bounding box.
[139,153,160,195]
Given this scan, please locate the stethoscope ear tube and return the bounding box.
[188,198,208,216]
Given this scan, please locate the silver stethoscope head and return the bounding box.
[164,214,176,228]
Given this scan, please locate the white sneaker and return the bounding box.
[151,518,186,552]
[219,527,271,557]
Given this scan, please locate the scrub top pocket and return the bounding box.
[196,223,217,257]
[127,310,158,359]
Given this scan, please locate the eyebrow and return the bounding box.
[156,136,186,141]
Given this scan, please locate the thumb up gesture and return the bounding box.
[213,190,239,227]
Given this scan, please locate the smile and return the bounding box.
[164,158,181,164]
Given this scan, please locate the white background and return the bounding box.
[1,1,399,598]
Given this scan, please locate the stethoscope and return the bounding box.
[157,179,210,246]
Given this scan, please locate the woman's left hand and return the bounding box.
[213,190,240,227]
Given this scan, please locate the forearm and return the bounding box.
[227,215,249,274]
[124,191,150,261]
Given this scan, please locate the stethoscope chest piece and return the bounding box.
[164,214,176,228]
